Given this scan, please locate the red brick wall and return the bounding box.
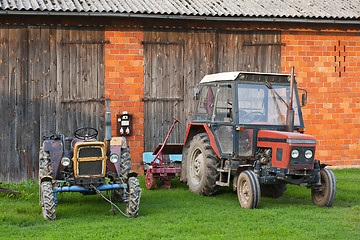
[105,27,145,172]
[104,26,360,172]
[282,30,360,167]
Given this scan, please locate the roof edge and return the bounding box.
[1,10,360,25]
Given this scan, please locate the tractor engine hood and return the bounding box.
[257,130,316,148]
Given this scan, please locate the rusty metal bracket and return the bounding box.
[141,41,184,45]
[141,97,184,102]
[61,40,110,45]
[61,98,107,103]
[243,42,286,46]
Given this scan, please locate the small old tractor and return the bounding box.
[39,100,141,220]
[181,68,336,209]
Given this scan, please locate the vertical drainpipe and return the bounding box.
[286,67,295,132]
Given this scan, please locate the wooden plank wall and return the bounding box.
[143,29,281,151]
[0,25,105,183]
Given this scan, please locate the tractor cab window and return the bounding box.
[193,85,217,121]
[213,85,233,122]
[237,83,301,126]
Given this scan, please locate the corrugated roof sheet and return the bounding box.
[1,0,360,19]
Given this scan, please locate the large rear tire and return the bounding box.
[40,181,56,220]
[237,170,261,209]
[120,148,131,179]
[186,133,220,196]
[311,169,337,207]
[125,177,141,217]
[39,148,52,206]
[261,183,287,199]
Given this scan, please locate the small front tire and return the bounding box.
[40,181,56,220]
[125,177,141,217]
[311,169,337,207]
[237,170,261,209]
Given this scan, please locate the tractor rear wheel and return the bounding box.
[180,144,189,184]
[237,170,261,209]
[125,177,141,217]
[40,181,56,220]
[311,169,337,207]
[120,148,131,179]
[186,133,220,196]
[39,148,52,206]
[261,183,287,199]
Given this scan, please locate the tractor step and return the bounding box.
[216,181,230,187]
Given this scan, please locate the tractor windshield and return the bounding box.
[237,83,301,126]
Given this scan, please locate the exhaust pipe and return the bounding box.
[105,99,112,141]
[286,67,295,132]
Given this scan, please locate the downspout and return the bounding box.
[286,67,295,132]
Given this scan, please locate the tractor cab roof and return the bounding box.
[200,71,292,84]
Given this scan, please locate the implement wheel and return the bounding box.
[145,169,158,190]
[237,170,261,209]
[311,169,337,207]
[186,133,220,196]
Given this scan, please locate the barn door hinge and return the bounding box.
[141,41,184,45]
[141,97,184,102]
[61,40,110,45]
[242,42,286,46]
[61,98,107,103]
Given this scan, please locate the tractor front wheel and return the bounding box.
[237,170,261,209]
[311,169,337,207]
[40,181,56,220]
[125,177,141,217]
[186,133,220,196]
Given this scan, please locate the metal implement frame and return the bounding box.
[146,117,182,189]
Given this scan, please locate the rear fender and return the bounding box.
[184,123,220,157]
[43,140,64,180]
[40,176,53,184]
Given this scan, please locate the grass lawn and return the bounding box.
[0,168,359,239]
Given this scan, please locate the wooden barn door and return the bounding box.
[0,26,105,182]
[143,29,281,152]
[143,37,184,152]
[216,30,281,73]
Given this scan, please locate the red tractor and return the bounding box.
[181,68,336,208]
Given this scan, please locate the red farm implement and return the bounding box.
[145,117,183,190]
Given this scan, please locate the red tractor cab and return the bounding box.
[181,70,336,208]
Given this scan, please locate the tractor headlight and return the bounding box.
[61,157,71,167]
[305,150,313,159]
[291,149,299,159]
[109,154,119,163]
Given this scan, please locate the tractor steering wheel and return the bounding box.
[74,127,98,140]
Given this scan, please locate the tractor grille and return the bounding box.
[78,160,103,176]
[78,147,102,158]
[77,146,104,176]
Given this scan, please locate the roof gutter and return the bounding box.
[1,10,360,25]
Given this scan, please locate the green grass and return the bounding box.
[1,169,359,239]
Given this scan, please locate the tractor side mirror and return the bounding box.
[193,87,200,100]
[298,88,307,107]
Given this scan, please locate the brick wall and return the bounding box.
[282,30,360,167]
[104,26,360,172]
[105,27,145,172]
